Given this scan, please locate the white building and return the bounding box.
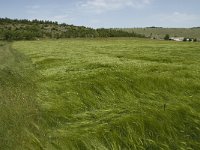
[169,37,184,42]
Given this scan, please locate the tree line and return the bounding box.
[0,18,145,40]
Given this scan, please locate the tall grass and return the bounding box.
[0,42,44,149]
[1,38,200,149]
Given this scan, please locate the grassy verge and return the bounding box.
[0,42,44,149]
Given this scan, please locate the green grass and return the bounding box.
[0,42,44,149]
[1,38,200,149]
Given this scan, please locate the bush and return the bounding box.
[183,38,187,42]
[164,34,170,40]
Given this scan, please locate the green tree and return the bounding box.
[164,34,170,40]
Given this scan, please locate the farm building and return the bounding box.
[169,37,184,42]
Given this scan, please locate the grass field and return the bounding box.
[120,28,200,40]
[1,38,200,149]
[0,41,43,149]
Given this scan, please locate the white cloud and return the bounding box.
[78,0,152,13]
[52,15,69,20]
[159,12,198,23]
[26,5,41,9]
[148,12,200,27]
[90,19,100,24]
[26,5,41,14]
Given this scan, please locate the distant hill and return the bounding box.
[120,28,200,40]
[191,27,200,30]
[0,18,145,40]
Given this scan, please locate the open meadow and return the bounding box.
[1,38,200,149]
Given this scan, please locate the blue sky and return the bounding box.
[0,0,200,28]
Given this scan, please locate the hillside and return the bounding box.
[0,18,144,40]
[1,18,199,41]
[120,28,200,40]
[1,38,200,149]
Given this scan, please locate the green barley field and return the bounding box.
[1,38,200,149]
